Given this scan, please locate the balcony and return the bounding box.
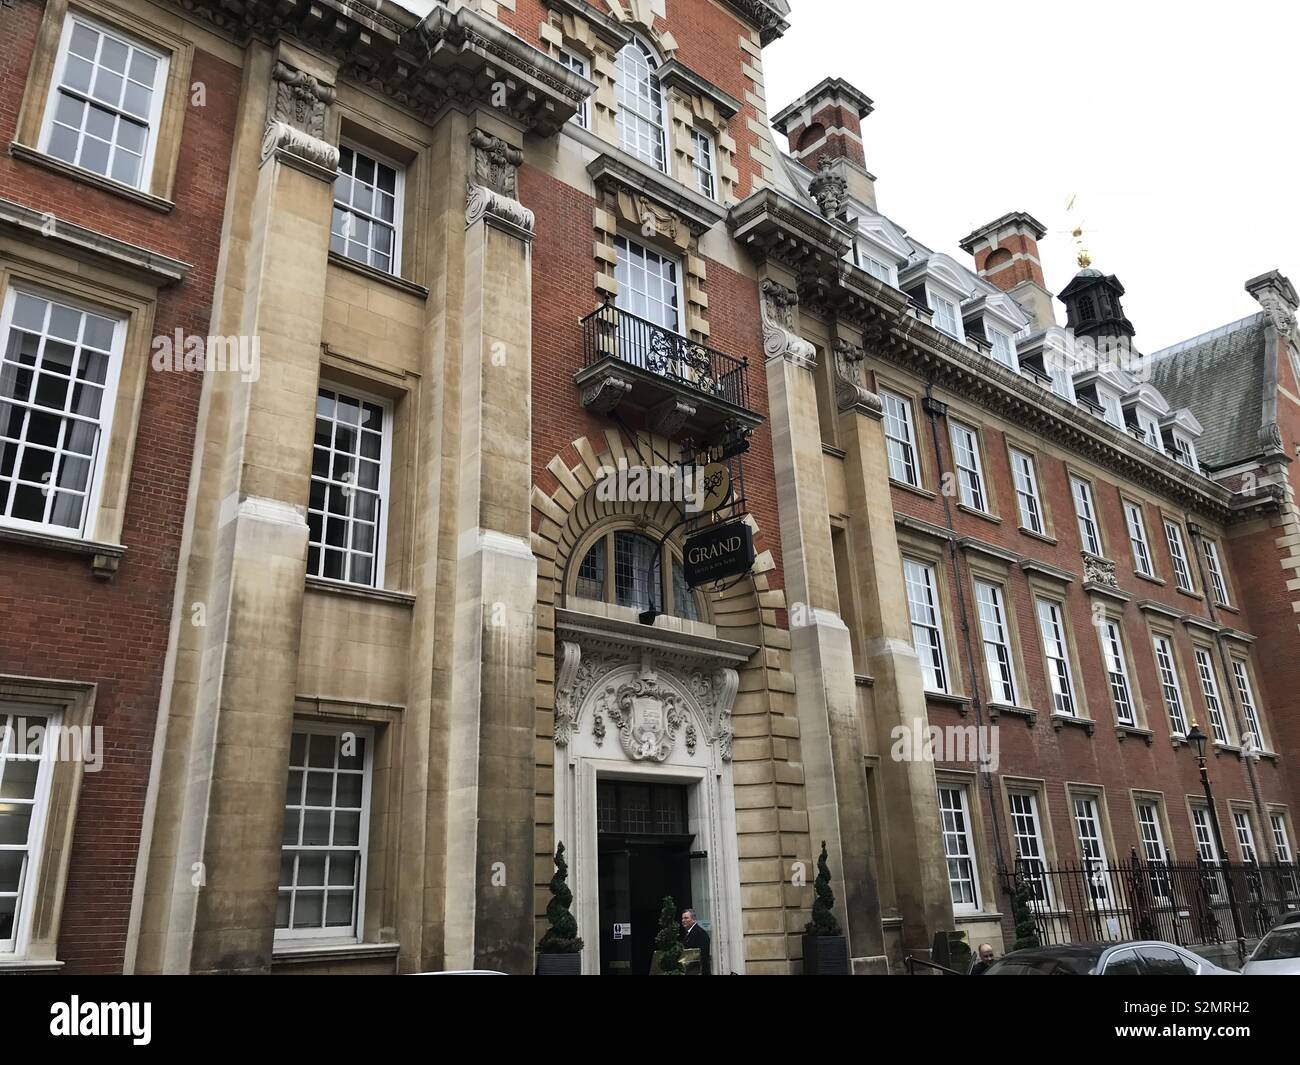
[575,302,761,441]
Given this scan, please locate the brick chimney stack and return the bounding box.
[959,211,1056,330]
[772,77,876,208]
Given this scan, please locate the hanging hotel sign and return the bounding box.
[684,520,754,587]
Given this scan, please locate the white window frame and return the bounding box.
[975,580,1017,706]
[938,785,981,913]
[928,287,963,340]
[988,326,1016,367]
[1172,433,1198,470]
[1070,476,1102,556]
[1137,800,1174,900]
[1122,500,1153,577]
[1270,813,1293,864]
[1098,388,1124,429]
[689,128,716,201]
[1231,659,1265,752]
[0,285,127,538]
[1036,598,1077,717]
[904,559,950,694]
[1072,795,1113,905]
[614,234,684,335]
[1152,635,1188,736]
[1193,647,1229,745]
[1008,790,1052,908]
[307,384,393,590]
[1202,538,1230,606]
[853,244,896,286]
[615,36,667,173]
[276,721,375,944]
[1164,520,1194,592]
[880,388,920,487]
[40,12,170,193]
[1191,806,1225,898]
[332,142,405,277]
[0,706,61,956]
[557,49,589,129]
[1233,810,1258,864]
[1139,413,1165,453]
[1009,448,1044,534]
[949,420,987,512]
[1100,619,1136,726]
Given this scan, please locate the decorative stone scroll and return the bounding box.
[832,337,883,418]
[465,129,535,236]
[261,61,339,175]
[760,279,816,367]
[808,155,848,219]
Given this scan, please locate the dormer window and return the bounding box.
[615,37,666,173]
[1137,413,1164,452]
[929,290,962,340]
[1098,389,1123,429]
[854,244,895,285]
[1172,434,1198,470]
[988,327,1015,367]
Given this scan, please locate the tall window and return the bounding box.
[42,14,168,190]
[1137,801,1173,899]
[615,37,666,171]
[1194,648,1228,744]
[904,560,949,693]
[572,529,700,621]
[1123,500,1153,577]
[948,421,986,511]
[1202,538,1230,605]
[1191,807,1224,898]
[614,236,680,333]
[1100,619,1135,726]
[331,145,402,275]
[0,288,123,535]
[1233,811,1258,864]
[1036,599,1077,716]
[1008,791,1051,907]
[1271,814,1293,865]
[937,786,980,912]
[690,129,716,200]
[1152,635,1188,736]
[880,389,919,486]
[929,291,960,338]
[0,708,59,954]
[1164,520,1193,591]
[1070,476,1102,555]
[1073,796,1111,902]
[1009,448,1043,534]
[557,49,589,129]
[309,387,390,588]
[1231,659,1264,751]
[975,580,1016,706]
[277,724,373,941]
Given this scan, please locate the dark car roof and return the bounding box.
[985,941,1186,975]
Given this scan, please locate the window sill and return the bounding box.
[1051,714,1096,736]
[956,503,1002,525]
[1134,570,1166,586]
[305,575,416,607]
[889,478,935,500]
[1175,586,1203,601]
[0,523,125,579]
[1082,580,1131,603]
[0,956,64,973]
[987,703,1038,727]
[1018,526,1057,546]
[925,690,972,714]
[953,910,1004,923]
[1211,600,1238,614]
[327,251,429,299]
[1115,723,1154,746]
[271,941,400,967]
[10,142,174,213]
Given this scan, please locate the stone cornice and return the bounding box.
[728,188,853,287]
[717,0,791,45]
[656,59,744,120]
[541,0,635,50]
[587,151,726,236]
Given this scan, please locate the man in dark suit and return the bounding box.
[680,909,711,976]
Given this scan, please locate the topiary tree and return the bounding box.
[805,840,843,936]
[538,842,583,954]
[654,895,685,974]
[1010,874,1040,951]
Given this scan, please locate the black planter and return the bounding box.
[802,932,850,975]
[536,952,583,975]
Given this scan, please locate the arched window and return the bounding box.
[571,529,701,621]
[615,37,666,172]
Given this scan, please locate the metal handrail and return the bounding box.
[580,301,750,410]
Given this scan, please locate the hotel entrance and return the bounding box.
[595,779,707,975]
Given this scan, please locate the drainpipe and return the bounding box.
[921,384,1009,880]
[1186,521,1278,864]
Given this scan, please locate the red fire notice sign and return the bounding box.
[683,520,755,587]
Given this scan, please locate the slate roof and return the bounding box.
[1146,313,1269,469]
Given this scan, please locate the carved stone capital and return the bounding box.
[832,337,882,417]
[465,129,534,236]
[760,278,816,367]
[261,61,338,177]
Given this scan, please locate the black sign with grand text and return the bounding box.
[683,521,755,587]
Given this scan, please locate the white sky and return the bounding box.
[763,0,1300,350]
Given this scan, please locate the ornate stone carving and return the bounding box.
[555,641,612,746]
[634,194,680,242]
[580,373,632,413]
[650,397,697,437]
[808,155,847,219]
[1257,288,1298,340]
[466,129,535,235]
[608,676,687,762]
[1259,421,1285,454]
[688,667,737,762]
[832,337,883,417]
[760,279,816,367]
[1082,553,1118,588]
[262,61,338,174]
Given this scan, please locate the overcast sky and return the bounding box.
[763,0,1300,351]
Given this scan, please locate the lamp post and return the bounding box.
[1186,722,1246,962]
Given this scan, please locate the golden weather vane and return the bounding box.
[1061,193,1096,269]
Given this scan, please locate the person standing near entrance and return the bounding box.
[969,943,996,975]
[681,909,711,975]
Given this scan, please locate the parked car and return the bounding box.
[983,941,1237,975]
[1269,908,1300,930]
[1242,924,1300,975]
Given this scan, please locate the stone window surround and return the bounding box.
[1120,493,1160,581]
[1063,782,1119,869]
[1159,511,1199,596]
[0,675,96,971]
[12,0,196,208]
[999,776,1061,886]
[0,231,166,573]
[1003,436,1054,540]
[1143,619,1193,741]
[1228,652,1269,753]
[946,415,998,521]
[1190,642,1234,748]
[872,370,929,491]
[933,771,987,915]
[1025,576,1093,724]
[1093,605,1147,732]
[1129,789,1178,862]
[897,543,961,700]
[1065,463,1109,561]
[965,553,1032,716]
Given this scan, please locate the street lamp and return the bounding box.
[1186,721,1244,960]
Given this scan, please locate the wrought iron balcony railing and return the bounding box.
[580,301,751,411]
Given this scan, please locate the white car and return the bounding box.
[1242,922,1300,975]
